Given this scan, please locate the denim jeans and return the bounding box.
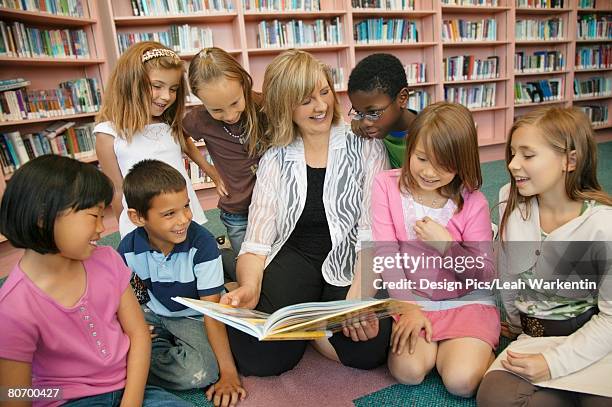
[219,209,248,254]
[63,385,192,406]
[142,306,219,390]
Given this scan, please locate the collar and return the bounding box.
[132,223,193,256]
[285,123,346,162]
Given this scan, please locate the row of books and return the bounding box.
[577,104,608,126]
[0,21,90,59]
[575,44,611,70]
[256,18,342,48]
[516,0,564,8]
[130,0,234,15]
[242,0,321,11]
[577,14,612,40]
[515,50,565,73]
[514,78,563,104]
[577,0,595,7]
[351,0,414,9]
[354,19,418,44]
[117,25,213,54]
[0,122,96,176]
[405,63,425,84]
[443,0,498,5]
[442,19,497,42]
[444,84,496,109]
[0,78,101,122]
[407,90,429,112]
[329,67,344,90]
[515,18,563,41]
[0,0,84,16]
[0,78,30,92]
[184,150,214,185]
[574,76,612,98]
[443,55,499,81]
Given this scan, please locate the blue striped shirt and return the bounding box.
[118,222,224,317]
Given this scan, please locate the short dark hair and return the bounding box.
[348,53,407,98]
[123,159,186,217]
[0,155,113,254]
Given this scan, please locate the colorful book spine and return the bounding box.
[444,56,498,81]
[442,19,497,42]
[514,50,565,73]
[575,45,612,69]
[515,18,564,41]
[117,25,214,54]
[444,84,497,109]
[577,14,612,40]
[257,18,343,48]
[354,19,419,44]
[0,21,90,59]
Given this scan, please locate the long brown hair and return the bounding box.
[97,41,187,151]
[399,102,482,212]
[499,107,612,240]
[261,49,342,149]
[188,47,263,156]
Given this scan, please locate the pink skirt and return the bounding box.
[418,304,501,349]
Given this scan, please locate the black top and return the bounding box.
[285,166,332,265]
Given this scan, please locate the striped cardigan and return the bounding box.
[239,123,388,286]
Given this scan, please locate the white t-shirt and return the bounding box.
[94,121,207,238]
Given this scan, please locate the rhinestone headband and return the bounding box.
[142,48,180,63]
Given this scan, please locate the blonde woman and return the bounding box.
[95,41,207,238]
[219,50,391,376]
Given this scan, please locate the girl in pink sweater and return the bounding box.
[370,102,499,397]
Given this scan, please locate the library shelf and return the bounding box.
[442,41,510,47]
[593,123,612,130]
[354,41,436,50]
[574,67,612,73]
[573,95,612,102]
[514,99,567,108]
[408,81,436,87]
[247,44,349,55]
[444,77,509,85]
[0,113,99,128]
[193,181,216,191]
[0,57,105,66]
[441,5,511,13]
[515,7,572,14]
[243,10,347,20]
[0,7,97,26]
[577,8,612,13]
[576,39,612,44]
[350,9,436,18]
[514,39,571,46]
[514,70,569,76]
[113,12,238,26]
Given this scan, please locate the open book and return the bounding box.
[172,297,404,341]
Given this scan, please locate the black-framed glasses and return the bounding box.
[348,98,396,122]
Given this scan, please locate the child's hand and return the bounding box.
[220,284,260,309]
[391,308,433,355]
[414,217,453,254]
[212,176,229,198]
[350,119,368,138]
[500,321,520,340]
[206,373,246,407]
[501,350,551,383]
[342,313,379,341]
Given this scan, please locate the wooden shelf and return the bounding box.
[573,94,612,102]
[408,81,436,87]
[577,8,612,13]
[576,39,612,44]
[243,10,347,20]
[0,113,98,127]
[514,70,569,76]
[443,41,509,47]
[441,5,510,13]
[514,99,567,108]
[478,138,506,147]
[354,41,436,50]
[515,7,572,14]
[593,123,612,130]
[574,67,612,73]
[193,181,216,191]
[515,39,570,45]
[444,77,509,85]
[0,56,104,66]
[0,7,97,26]
[248,44,349,54]
[351,9,436,18]
[468,105,508,113]
[114,12,238,26]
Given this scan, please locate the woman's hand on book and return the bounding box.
[206,373,247,407]
[342,313,379,341]
[220,284,260,310]
[391,308,433,355]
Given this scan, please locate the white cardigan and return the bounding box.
[498,183,612,380]
[239,123,388,286]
